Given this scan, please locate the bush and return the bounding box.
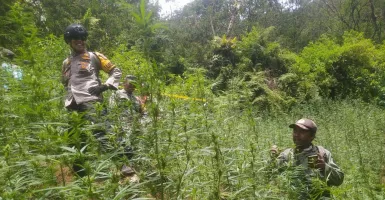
[284,31,385,103]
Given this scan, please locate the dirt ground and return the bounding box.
[54,165,140,186]
[55,165,74,185]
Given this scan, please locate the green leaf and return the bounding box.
[60,146,77,153]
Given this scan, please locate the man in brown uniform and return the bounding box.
[62,24,121,112]
[62,24,122,176]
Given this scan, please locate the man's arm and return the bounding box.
[94,52,121,89]
[105,67,121,89]
[276,148,293,169]
[61,59,70,87]
[323,151,344,186]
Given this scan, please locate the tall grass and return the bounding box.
[132,96,385,199]
[2,76,385,199]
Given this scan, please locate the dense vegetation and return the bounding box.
[1,0,385,199]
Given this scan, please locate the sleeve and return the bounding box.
[322,151,344,186]
[61,58,70,87]
[276,148,292,169]
[94,52,121,89]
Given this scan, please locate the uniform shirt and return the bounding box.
[109,89,143,132]
[109,89,142,114]
[62,51,121,107]
[277,144,344,186]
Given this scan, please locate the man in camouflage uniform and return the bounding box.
[271,118,344,199]
[109,75,144,176]
[61,24,122,176]
[109,75,144,120]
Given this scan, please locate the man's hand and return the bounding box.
[88,84,109,95]
[316,153,326,170]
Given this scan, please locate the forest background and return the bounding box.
[1,0,385,199]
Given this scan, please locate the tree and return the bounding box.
[320,0,384,42]
[0,1,37,49]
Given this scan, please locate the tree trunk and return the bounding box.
[226,1,239,36]
[368,0,381,41]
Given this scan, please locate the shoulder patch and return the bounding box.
[81,52,91,60]
[94,52,115,72]
[94,52,108,60]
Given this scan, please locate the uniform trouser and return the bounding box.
[66,100,133,176]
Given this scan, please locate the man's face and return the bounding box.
[124,81,135,93]
[70,39,86,53]
[292,126,314,148]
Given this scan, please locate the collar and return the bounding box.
[71,50,87,57]
[295,143,314,153]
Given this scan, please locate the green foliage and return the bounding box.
[111,45,150,77]
[329,32,377,100]
[110,44,158,99]
[129,0,168,60]
[0,0,13,17]
[209,27,294,109]
[207,35,238,80]
[165,68,211,102]
[211,35,237,52]
[284,31,385,103]
[286,34,340,100]
[0,1,37,49]
[225,71,296,112]
[237,27,288,76]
